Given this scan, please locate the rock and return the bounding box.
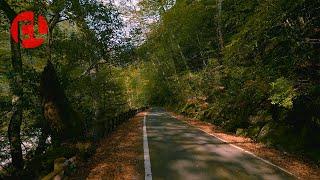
[249,114,272,125]
[248,126,261,138]
[54,157,66,171]
[249,110,273,126]
[236,128,246,136]
[42,156,78,180]
[258,123,272,140]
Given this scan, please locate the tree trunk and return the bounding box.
[8,35,23,173]
[40,61,84,143]
[216,0,224,62]
[35,127,49,155]
[39,10,84,144]
[8,36,24,173]
[0,0,24,175]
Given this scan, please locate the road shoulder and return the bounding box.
[169,111,320,179]
[69,112,145,180]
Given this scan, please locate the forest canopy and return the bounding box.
[131,0,320,164]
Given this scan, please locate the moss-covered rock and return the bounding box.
[236,128,247,136]
[257,122,273,141]
[248,126,261,139]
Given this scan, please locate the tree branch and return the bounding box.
[80,59,108,77]
[49,12,61,30]
[0,0,16,21]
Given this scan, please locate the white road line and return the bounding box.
[169,114,298,179]
[143,115,152,180]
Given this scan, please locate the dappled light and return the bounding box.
[147,108,295,179]
[0,0,319,179]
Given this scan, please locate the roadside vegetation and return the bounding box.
[131,0,320,166]
[0,0,319,178]
[0,0,145,178]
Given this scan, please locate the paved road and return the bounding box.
[145,108,296,180]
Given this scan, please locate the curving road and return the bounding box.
[144,108,296,180]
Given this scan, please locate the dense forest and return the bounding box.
[0,0,319,179]
[133,0,320,164]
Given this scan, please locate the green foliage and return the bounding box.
[1,0,319,175]
[269,77,297,109]
[0,0,142,177]
[135,0,320,163]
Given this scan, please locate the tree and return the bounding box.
[0,0,24,175]
[216,0,224,61]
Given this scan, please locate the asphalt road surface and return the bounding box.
[145,108,296,180]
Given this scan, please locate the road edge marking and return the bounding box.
[170,114,298,179]
[143,115,152,180]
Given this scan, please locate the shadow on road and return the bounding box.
[147,108,295,180]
